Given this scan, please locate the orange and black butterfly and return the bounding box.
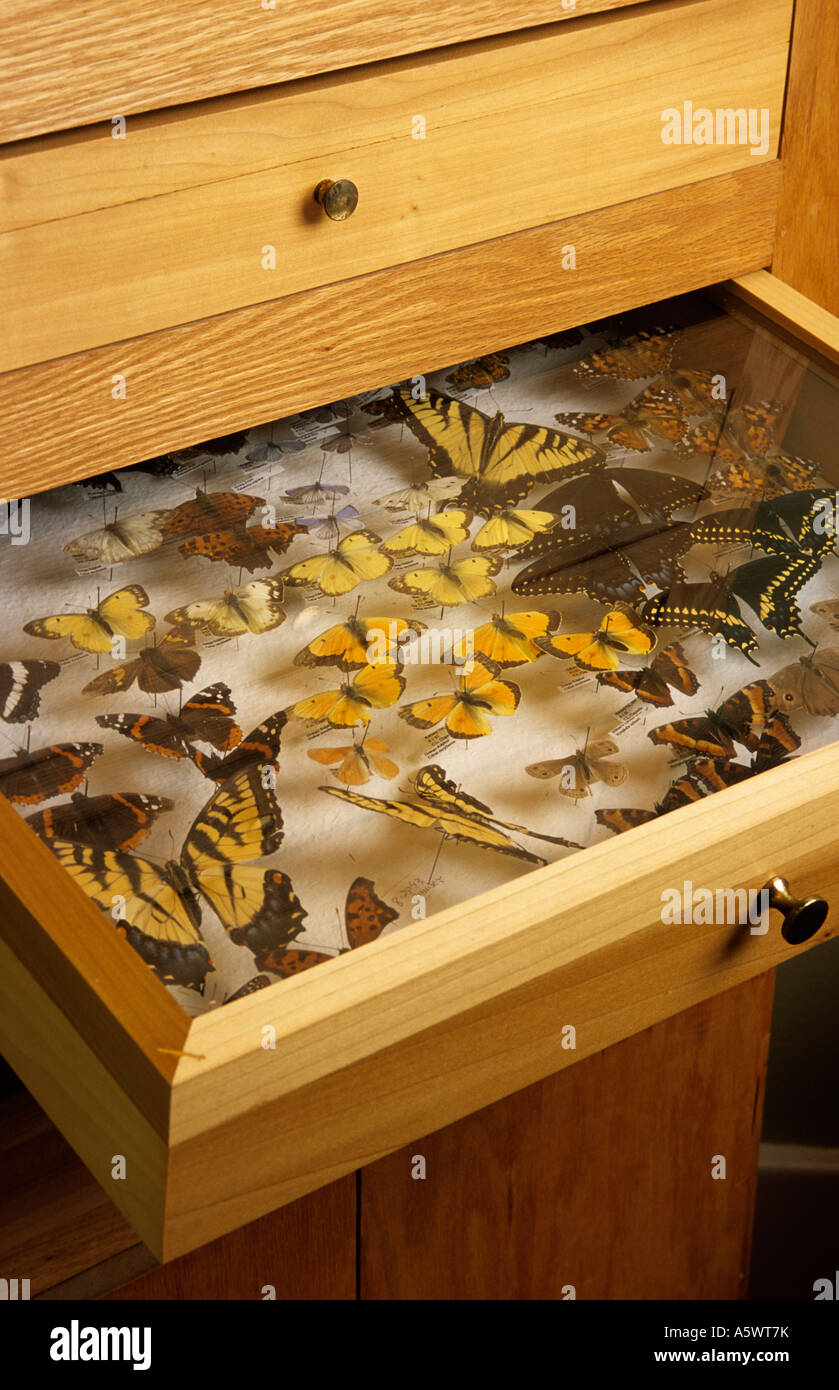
[179,520,305,572]
[707,452,820,503]
[572,329,677,383]
[665,368,725,415]
[597,642,699,707]
[0,742,103,805]
[27,791,173,851]
[254,877,398,975]
[82,628,201,696]
[161,489,265,538]
[555,383,690,453]
[446,354,510,390]
[647,683,799,760]
[595,773,705,834]
[679,401,786,467]
[96,683,242,760]
[192,710,287,782]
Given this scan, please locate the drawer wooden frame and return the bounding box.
[0,345,838,1259]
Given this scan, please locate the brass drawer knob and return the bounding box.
[313,178,359,221]
[763,876,828,945]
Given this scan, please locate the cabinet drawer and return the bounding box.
[0,274,837,1261]
[0,0,791,372]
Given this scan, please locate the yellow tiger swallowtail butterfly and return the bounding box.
[47,766,305,988]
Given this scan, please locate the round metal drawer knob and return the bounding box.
[763,876,829,945]
[313,178,359,221]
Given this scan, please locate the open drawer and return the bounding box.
[0,273,838,1261]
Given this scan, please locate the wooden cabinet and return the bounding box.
[0,0,835,1299]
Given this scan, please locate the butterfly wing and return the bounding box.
[196,710,287,782]
[321,784,545,863]
[28,792,173,851]
[47,841,210,987]
[64,510,170,564]
[0,659,60,723]
[344,876,398,946]
[729,554,819,639]
[97,585,156,640]
[390,556,500,606]
[0,743,103,804]
[471,611,560,667]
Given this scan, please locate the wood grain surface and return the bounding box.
[360,975,775,1299]
[0,164,780,499]
[773,0,839,316]
[0,0,790,371]
[104,1176,356,1300]
[0,1,671,145]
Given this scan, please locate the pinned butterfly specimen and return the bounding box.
[665,368,725,415]
[295,613,425,671]
[64,510,170,565]
[399,659,520,739]
[47,766,306,989]
[373,477,463,512]
[320,424,372,454]
[255,877,398,975]
[470,610,561,667]
[596,642,699,707]
[726,552,820,641]
[540,327,583,351]
[689,490,836,559]
[571,329,677,382]
[640,578,758,659]
[647,682,794,759]
[307,736,399,785]
[284,481,350,503]
[526,730,627,799]
[472,508,560,552]
[517,469,706,551]
[27,792,174,851]
[512,522,694,605]
[388,385,605,511]
[244,437,307,463]
[555,383,690,453]
[82,628,200,696]
[165,578,286,637]
[0,742,103,804]
[678,400,786,465]
[161,489,265,538]
[23,585,156,654]
[0,660,60,723]
[389,554,501,607]
[363,394,408,429]
[178,520,305,572]
[768,648,839,717]
[282,529,392,596]
[192,710,287,783]
[446,353,510,390]
[707,452,821,504]
[690,725,800,788]
[811,599,839,630]
[538,607,655,672]
[323,762,580,862]
[292,664,405,728]
[96,682,242,760]
[382,508,474,556]
[294,506,360,539]
[595,774,705,833]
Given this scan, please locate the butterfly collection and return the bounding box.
[4,300,839,1013]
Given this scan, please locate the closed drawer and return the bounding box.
[0,272,837,1261]
[0,0,791,372]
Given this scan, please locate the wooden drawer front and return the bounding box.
[0,0,791,373]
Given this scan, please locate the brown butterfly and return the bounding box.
[555,383,689,453]
[572,329,677,382]
[665,369,725,415]
[595,773,705,833]
[82,628,200,696]
[307,736,399,786]
[254,877,398,975]
[96,683,241,760]
[0,742,103,805]
[446,354,510,390]
[161,489,265,538]
[707,452,821,503]
[768,648,839,717]
[179,520,305,571]
[191,710,287,782]
[679,401,786,466]
[526,731,627,799]
[647,683,796,759]
[811,599,839,630]
[597,642,699,707]
[26,791,173,851]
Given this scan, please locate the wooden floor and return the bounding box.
[0,974,774,1300]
